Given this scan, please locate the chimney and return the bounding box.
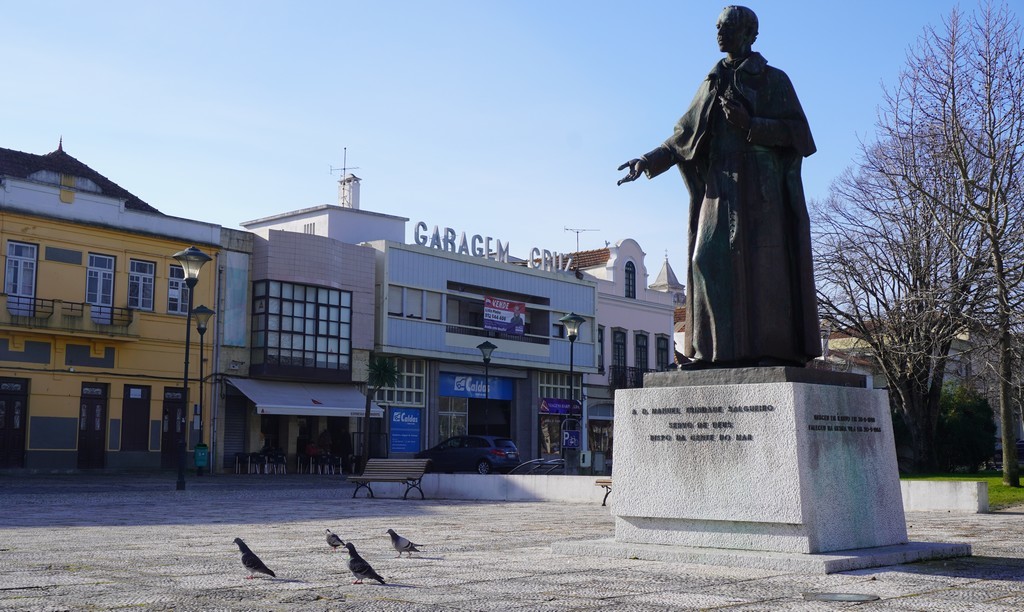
[338,173,361,209]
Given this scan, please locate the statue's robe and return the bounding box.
[643,52,820,365]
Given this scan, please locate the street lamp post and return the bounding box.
[559,312,585,471]
[477,340,497,410]
[192,304,215,477]
[173,246,211,491]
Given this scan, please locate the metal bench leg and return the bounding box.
[403,478,425,500]
[602,486,612,506]
[352,482,375,498]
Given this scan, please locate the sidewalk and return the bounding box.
[0,473,1022,610]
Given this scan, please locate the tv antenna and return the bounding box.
[564,227,599,252]
[330,147,360,178]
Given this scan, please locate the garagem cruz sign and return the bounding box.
[414,221,574,272]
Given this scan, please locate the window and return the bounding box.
[87,253,115,323]
[538,371,575,401]
[425,291,442,321]
[250,280,352,372]
[406,288,423,319]
[128,259,155,311]
[656,335,671,371]
[375,358,426,406]
[303,222,315,234]
[438,396,468,440]
[389,285,442,321]
[598,326,605,372]
[5,241,37,316]
[168,265,189,315]
[635,332,649,371]
[612,329,627,369]
[624,261,637,299]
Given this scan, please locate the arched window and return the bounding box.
[624,261,636,299]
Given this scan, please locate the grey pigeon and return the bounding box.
[233,537,276,579]
[325,528,344,551]
[344,542,385,584]
[387,528,422,557]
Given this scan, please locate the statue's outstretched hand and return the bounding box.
[617,158,646,186]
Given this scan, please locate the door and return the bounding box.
[77,384,107,469]
[161,388,186,469]
[0,379,28,468]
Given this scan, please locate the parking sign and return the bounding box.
[562,429,580,449]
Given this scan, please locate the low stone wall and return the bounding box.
[354,474,606,504]
[356,474,990,514]
[900,480,989,513]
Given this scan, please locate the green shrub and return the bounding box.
[935,384,997,473]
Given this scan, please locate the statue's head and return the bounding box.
[717,6,758,56]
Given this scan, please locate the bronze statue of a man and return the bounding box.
[618,5,820,368]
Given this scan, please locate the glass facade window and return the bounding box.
[375,358,426,406]
[168,265,189,315]
[128,259,155,311]
[250,280,352,371]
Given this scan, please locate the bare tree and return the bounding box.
[817,2,1024,481]
[893,3,1024,485]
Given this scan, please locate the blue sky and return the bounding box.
[6,1,976,279]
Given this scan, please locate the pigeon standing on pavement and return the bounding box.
[233,537,276,579]
[325,528,344,551]
[386,528,422,557]
[344,542,386,584]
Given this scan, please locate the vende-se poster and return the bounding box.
[483,296,525,335]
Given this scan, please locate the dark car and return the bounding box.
[415,435,520,474]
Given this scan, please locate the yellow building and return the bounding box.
[0,144,231,471]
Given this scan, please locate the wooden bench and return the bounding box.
[348,458,432,499]
[595,477,612,506]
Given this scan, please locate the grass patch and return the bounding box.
[901,471,1024,509]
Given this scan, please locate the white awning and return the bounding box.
[227,378,384,418]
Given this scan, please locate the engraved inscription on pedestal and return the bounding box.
[613,381,907,554]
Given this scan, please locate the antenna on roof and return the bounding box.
[564,227,599,253]
[330,147,360,177]
[330,147,362,208]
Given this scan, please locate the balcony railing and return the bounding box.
[444,323,550,345]
[1,295,137,337]
[608,365,655,390]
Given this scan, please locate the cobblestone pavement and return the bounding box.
[0,473,1022,611]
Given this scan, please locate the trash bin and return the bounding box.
[194,444,209,468]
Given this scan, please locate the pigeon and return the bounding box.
[386,528,422,557]
[325,528,344,551]
[234,537,276,579]
[344,542,385,584]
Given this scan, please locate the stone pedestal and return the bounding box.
[553,368,971,572]
[614,368,905,553]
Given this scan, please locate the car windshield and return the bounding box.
[495,439,517,450]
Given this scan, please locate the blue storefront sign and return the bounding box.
[439,373,514,400]
[389,407,421,453]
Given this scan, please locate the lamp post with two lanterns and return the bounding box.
[172,246,211,491]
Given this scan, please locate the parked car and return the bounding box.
[415,435,520,474]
